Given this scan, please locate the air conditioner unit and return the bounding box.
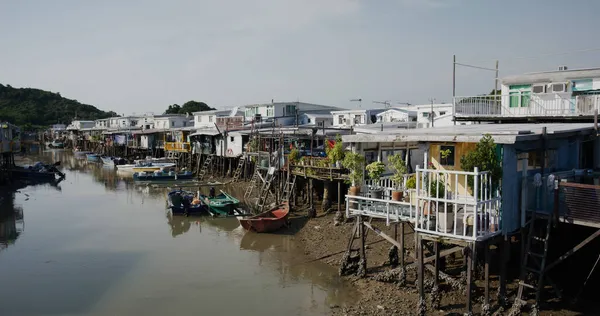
[551,83,567,93]
[532,84,546,94]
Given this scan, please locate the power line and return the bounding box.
[464,47,600,64]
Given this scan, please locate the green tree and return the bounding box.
[164,101,214,115]
[460,134,502,189]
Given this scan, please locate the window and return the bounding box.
[171,121,174,127]
[422,112,429,118]
[307,118,312,123]
[338,115,344,124]
[267,106,274,117]
[230,136,234,142]
[183,121,187,127]
[353,115,361,125]
[318,121,323,127]
[285,104,296,116]
[439,111,446,116]
[440,145,455,166]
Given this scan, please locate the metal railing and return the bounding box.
[363,174,413,198]
[165,142,191,152]
[346,191,417,225]
[558,181,600,225]
[454,94,600,118]
[415,166,501,241]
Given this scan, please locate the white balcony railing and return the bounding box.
[346,190,418,225]
[454,94,600,118]
[363,174,412,198]
[415,166,501,241]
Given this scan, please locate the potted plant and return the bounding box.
[288,148,300,165]
[342,152,365,196]
[366,161,386,199]
[326,135,345,168]
[388,153,408,201]
[427,178,455,233]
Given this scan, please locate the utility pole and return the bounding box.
[428,98,436,128]
[453,55,456,125]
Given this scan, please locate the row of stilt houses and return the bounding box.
[9,67,600,314]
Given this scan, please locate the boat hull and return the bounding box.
[239,204,289,233]
[202,193,240,216]
[134,171,193,181]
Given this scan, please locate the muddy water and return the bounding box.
[0,151,357,316]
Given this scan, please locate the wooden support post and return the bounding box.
[434,241,440,284]
[466,243,473,315]
[417,234,425,315]
[358,216,367,277]
[337,181,341,214]
[499,237,508,306]
[484,241,491,312]
[399,223,405,268]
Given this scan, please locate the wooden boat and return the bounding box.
[86,153,100,162]
[101,156,127,167]
[10,162,65,181]
[133,170,193,181]
[48,140,64,149]
[238,203,289,233]
[117,160,176,172]
[201,192,240,216]
[167,189,207,216]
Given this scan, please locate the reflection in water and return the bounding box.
[1,150,358,315]
[0,193,25,252]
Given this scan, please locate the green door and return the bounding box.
[520,91,530,107]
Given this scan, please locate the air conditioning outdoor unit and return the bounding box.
[551,83,567,93]
[532,84,546,94]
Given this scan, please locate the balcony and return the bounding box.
[165,142,191,152]
[454,94,600,121]
[414,167,501,241]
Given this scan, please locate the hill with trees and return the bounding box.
[165,100,214,115]
[0,84,117,129]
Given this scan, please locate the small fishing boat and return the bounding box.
[101,156,127,167]
[116,159,176,172]
[133,170,193,181]
[238,203,289,233]
[11,161,66,181]
[48,140,65,149]
[202,192,240,216]
[86,153,100,162]
[73,148,92,157]
[167,189,207,216]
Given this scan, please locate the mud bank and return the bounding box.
[294,212,598,316]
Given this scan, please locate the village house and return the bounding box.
[455,67,600,122]
[0,122,20,154]
[243,101,342,127]
[331,108,386,127]
[298,113,334,127]
[375,108,417,123]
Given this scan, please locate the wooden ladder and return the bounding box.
[244,169,261,199]
[256,167,276,212]
[282,174,296,203]
[232,155,246,182]
[513,211,553,313]
[198,155,213,181]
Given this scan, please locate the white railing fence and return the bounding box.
[363,174,413,198]
[454,94,600,118]
[415,166,501,241]
[346,190,418,225]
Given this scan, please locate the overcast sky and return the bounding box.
[1,0,599,114]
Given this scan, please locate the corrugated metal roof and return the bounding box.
[342,123,596,144]
[503,67,600,85]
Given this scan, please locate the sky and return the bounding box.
[1,0,600,115]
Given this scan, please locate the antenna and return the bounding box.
[373,100,391,108]
[350,98,362,108]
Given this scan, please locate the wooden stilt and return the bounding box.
[358,216,367,277]
[434,241,440,283]
[466,243,474,315]
[484,241,491,314]
[499,236,508,306]
[417,234,425,316]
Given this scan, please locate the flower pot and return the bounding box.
[437,204,455,233]
[370,188,383,199]
[349,186,361,196]
[392,191,404,201]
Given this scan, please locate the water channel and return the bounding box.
[0,150,357,316]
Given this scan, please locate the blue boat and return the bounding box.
[86,153,100,162]
[167,189,207,216]
[133,170,193,181]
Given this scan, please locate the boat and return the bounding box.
[202,192,240,216]
[116,159,176,172]
[48,140,65,149]
[238,203,289,233]
[86,153,100,162]
[101,156,127,167]
[10,161,66,181]
[133,170,193,181]
[73,148,92,157]
[167,189,207,216]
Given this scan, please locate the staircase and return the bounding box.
[198,155,214,181]
[512,211,553,314]
[232,155,246,182]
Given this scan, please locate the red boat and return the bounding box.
[238,203,290,233]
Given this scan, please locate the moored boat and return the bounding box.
[48,140,65,149]
[201,192,240,216]
[167,189,207,216]
[133,170,193,181]
[117,160,176,172]
[238,203,289,233]
[86,153,100,162]
[101,156,127,167]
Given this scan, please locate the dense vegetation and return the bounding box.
[164,100,214,115]
[0,84,117,130]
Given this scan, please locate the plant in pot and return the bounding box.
[342,151,365,196]
[326,135,345,168]
[427,178,455,233]
[366,161,386,199]
[288,148,300,165]
[388,153,408,201]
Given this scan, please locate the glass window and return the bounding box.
[422,112,429,118]
[440,145,455,166]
